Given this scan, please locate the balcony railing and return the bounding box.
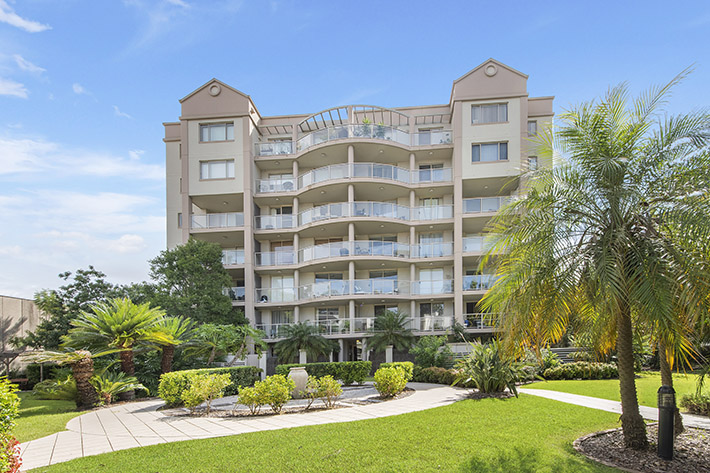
[464,313,501,330]
[463,196,511,214]
[462,274,497,291]
[299,241,351,263]
[255,251,297,266]
[257,163,452,194]
[258,316,459,338]
[191,212,244,229]
[411,279,454,295]
[296,124,411,151]
[352,279,408,296]
[351,240,410,259]
[256,287,297,303]
[254,141,293,157]
[411,242,453,258]
[416,316,455,332]
[254,214,296,230]
[411,205,453,221]
[222,249,245,265]
[223,286,245,301]
[299,280,350,300]
[255,323,294,339]
[463,236,484,253]
[413,130,453,146]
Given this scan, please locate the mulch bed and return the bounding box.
[575,423,710,473]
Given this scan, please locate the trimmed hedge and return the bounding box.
[542,362,618,380]
[680,394,710,416]
[275,361,371,385]
[412,365,476,388]
[158,366,262,407]
[380,362,414,381]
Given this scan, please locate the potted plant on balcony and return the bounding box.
[374,121,386,139]
[360,117,372,137]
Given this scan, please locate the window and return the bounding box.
[471,103,507,124]
[317,307,339,321]
[200,123,234,142]
[177,213,182,228]
[374,305,399,316]
[418,163,444,182]
[417,127,443,145]
[200,160,235,179]
[527,120,538,136]
[528,156,538,171]
[272,310,293,324]
[419,303,444,317]
[472,143,508,162]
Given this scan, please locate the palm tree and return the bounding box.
[274,322,334,363]
[152,316,195,373]
[63,298,169,400]
[481,73,710,449]
[227,324,267,366]
[25,350,100,408]
[368,311,415,354]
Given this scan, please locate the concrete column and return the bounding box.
[385,345,393,364]
[299,349,307,364]
[292,196,299,215]
[348,261,355,296]
[348,183,355,203]
[452,102,465,325]
[409,152,416,174]
[294,306,300,323]
[329,351,334,363]
[338,339,344,362]
[410,300,416,321]
[348,144,354,165]
[258,354,267,380]
[410,227,416,246]
[349,300,355,332]
[362,338,369,362]
[348,222,355,242]
[292,160,299,180]
[409,189,416,208]
[242,120,256,324]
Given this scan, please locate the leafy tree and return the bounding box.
[368,311,415,354]
[149,239,235,324]
[63,298,169,400]
[20,267,122,350]
[410,336,453,368]
[152,316,196,373]
[187,323,266,365]
[274,322,335,363]
[481,73,710,449]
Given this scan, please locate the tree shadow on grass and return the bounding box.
[460,446,610,473]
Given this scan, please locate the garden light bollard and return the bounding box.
[657,385,675,461]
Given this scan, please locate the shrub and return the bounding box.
[413,365,457,385]
[181,373,231,414]
[542,362,618,380]
[158,366,261,407]
[380,362,414,381]
[24,363,60,389]
[90,371,149,405]
[454,341,520,396]
[520,348,561,376]
[31,375,77,402]
[237,385,265,415]
[275,361,371,385]
[0,379,21,473]
[569,350,596,362]
[255,375,295,414]
[410,336,454,368]
[315,375,342,409]
[679,394,710,416]
[374,367,407,397]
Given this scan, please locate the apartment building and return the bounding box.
[163,58,553,362]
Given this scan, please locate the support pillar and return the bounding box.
[385,345,394,364]
[299,349,307,364]
[338,339,344,362]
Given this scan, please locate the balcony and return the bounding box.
[352,279,407,296]
[462,274,497,291]
[254,141,294,157]
[299,280,350,300]
[412,130,453,146]
[411,242,453,258]
[411,280,454,295]
[299,241,351,263]
[254,214,296,230]
[255,251,297,266]
[256,287,297,303]
[464,313,501,330]
[411,205,453,221]
[296,124,411,152]
[415,316,455,332]
[191,212,244,229]
[256,163,452,194]
[223,286,245,302]
[257,316,457,339]
[255,323,294,339]
[351,240,410,259]
[222,249,245,266]
[463,196,510,214]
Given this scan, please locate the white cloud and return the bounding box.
[0,136,164,179]
[0,78,28,98]
[72,83,88,95]
[0,0,50,33]
[113,105,132,119]
[165,0,190,7]
[12,54,45,74]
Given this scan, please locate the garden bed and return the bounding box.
[575,423,710,473]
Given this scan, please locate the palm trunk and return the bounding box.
[118,349,135,401]
[617,307,648,449]
[207,347,216,365]
[658,341,684,435]
[71,353,97,408]
[161,345,175,374]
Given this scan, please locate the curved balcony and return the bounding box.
[255,251,296,267]
[257,316,457,339]
[256,287,297,303]
[191,212,244,229]
[256,163,452,195]
[254,141,294,157]
[254,214,296,230]
[411,242,453,258]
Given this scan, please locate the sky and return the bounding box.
[0,0,709,299]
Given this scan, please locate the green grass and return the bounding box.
[15,392,81,443]
[525,371,699,408]
[29,394,620,473]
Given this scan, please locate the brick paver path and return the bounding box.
[20,383,468,470]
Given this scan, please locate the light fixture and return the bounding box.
[275,161,280,165]
[428,151,433,155]
[429,225,434,229]
[276,234,281,238]
[484,185,489,189]
[321,152,327,157]
[429,189,434,193]
[275,198,280,201]
[381,263,385,266]
[380,224,385,228]
[320,190,326,194]
[322,266,327,269]
[379,150,384,154]
[222,236,228,240]
[379,186,384,190]
[320,227,326,231]
[222,201,228,205]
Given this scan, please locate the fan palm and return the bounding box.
[481,72,710,449]
[63,298,169,399]
[274,322,334,363]
[152,316,195,373]
[368,311,415,354]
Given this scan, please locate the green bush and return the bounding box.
[569,350,596,362]
[237,385,265,415]
[32,376,78,402]
[380,362,414,381]
[24,363,60,389]
[0,378,21,473]
[90,371,149,405]
[158,366,261,407]
[679,394,710,416]
[454,341,521,396]
[413,365,455,384]
[542,362,618,380]
[410,336,454,368]
[181,373,231,414]
[301,375,343,409]
[275,361,371,385]
[520,348,561,376]
[255,375,295,414]
[374,367,407,397]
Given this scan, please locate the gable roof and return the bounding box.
[179,78,251,103]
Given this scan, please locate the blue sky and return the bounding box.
[1,0,709,298]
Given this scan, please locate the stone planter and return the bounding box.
[288,366,308,399]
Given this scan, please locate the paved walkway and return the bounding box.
[20,383,467,470]
[519,388,710,429]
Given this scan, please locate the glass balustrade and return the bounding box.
[352,279,407,296]
[352,317,377,333]
[351,163,410,184]
[299,203,349,226]
[412,279,454,295]
[223,286,245,301]
[352,240,409,258]
[299,241,350,263]
[463,236,484,253]
[464,313,501,330]
[351,202,410,220]
[412,205,453,221]
[315,319,350,335]
[191,212,244,229]
[463,196,510,214]
[255,287,297,303]
[294,125,451,152]
[298,163,349,188]
[416,316,455,332]
[254,141,293,156]
[299,280,350,300]
[412,242,453,258]
[255,214,296,230]
[255,323,293,339]
[462,274,497,291]
[255,178,296,193]
[222,249,245,265]
[413,130,453,146]
[414,167,453,183]
[255,251,296,266]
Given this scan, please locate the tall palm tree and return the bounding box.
[152,316,195,373]
[63,298,169,400]
[25,350,100,408]
[368,311,415,354]
[274,322,334,363]
[481,73,710,449]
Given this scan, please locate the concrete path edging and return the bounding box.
[20,383,468,470]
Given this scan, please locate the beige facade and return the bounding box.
[0,295,44,372]
[164,59,553,360]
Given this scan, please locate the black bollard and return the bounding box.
[657,385,675,461]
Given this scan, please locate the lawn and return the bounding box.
[524,371,699,408]
[15,392,82,443]
[28,394,621,473]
